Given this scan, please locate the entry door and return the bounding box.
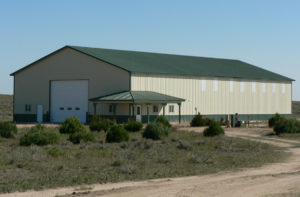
[37,105,43,123]
[136,105,142,122]
[51,80,88,123]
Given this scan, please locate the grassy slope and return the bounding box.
[0,128,287,193]
[292,101,300,119]
[0,94,13,122]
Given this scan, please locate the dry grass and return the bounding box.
[0,94,13,121]
[278,133,300,141]
[0,126,287,193]
[293,101,300,119]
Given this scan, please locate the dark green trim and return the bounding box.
[129,72,131,91]
[14,114,52,123]
[14,114,37,123]
[141,114,292,123]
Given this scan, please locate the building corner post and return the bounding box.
[178,103,181,124]
[162,103,167,117]
[132,103,136,120]
[112,103,117,121]
[93,103,97,115]
[146,103,151,123]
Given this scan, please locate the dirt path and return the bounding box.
[2,128,300,197]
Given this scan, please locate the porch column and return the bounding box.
[132,103,136,119]
[129,104,132,121]
[178,103,182,124]
[112,103,117,120]
[162,103,167,116]
[93,103,97,115]
[146,103,151,123]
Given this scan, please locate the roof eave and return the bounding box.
[10,46,69,76]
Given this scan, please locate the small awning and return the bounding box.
[90,91,185,103]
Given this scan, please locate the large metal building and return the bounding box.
[10,46,294,123]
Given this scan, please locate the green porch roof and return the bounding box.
[90,91,185,103]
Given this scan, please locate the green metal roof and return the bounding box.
[11,45,294,82]
[69,46,293,81]
[90,91,185,103]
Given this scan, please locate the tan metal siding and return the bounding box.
[14,48,130,115]
[131,73,292,116]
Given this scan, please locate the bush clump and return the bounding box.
[190,113,211,127]
[69,129,95,144]
[20,124,60,146]
[142,122,170,140]
[269,113,285,128]
[106,125,129,143]
[89,115,116,132]
[124,120,143,132]
[0,122,17,138]
[60,117,85,134]
[274,119,300,135]
[155,116,171,128]
[203,120,225,137]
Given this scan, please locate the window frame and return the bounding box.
[109,104,113,113]
[153,105,158,113]
[169,105,175,113]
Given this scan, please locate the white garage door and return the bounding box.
[51,80,88,123]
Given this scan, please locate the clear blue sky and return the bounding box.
[1,0,299,100]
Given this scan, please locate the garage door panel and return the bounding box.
[51,80,88,123]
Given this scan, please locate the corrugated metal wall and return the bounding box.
[131,73,292,116]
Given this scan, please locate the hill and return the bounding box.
[293,101,300,119]
[0,94,13,121]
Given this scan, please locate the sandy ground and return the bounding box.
[2,127,300,197]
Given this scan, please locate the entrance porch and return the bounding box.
[89,91,185,124]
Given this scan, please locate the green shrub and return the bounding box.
[20,124,60,146]
[59,117,85,134]
[203,120,225,137]
[124,120,143,132]
[89,116,116,132]
[89,115,101,131]
[190,113,211,127]
[155,116,171,128]
[274,119,300,135]
[69,130,95,144]
[269,113,285,128]
[0,122,17,138]
[142,122,170,140]
[106,125,129,143]
[47,147,60,157]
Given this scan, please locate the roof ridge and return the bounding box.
[68,45,239,61]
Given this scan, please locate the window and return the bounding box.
[169,105,174,113]
[109,104,113,113]
[230,80,234,92]
[201,78,206,91]
[252,82,256,93]
[272,83,276,93]
[262,82,266,93]
[153,105,158,113]
[25,104,31,112]
[282,84,286,94]
[213,79,218,92]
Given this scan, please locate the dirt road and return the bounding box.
[2,128,300,197]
